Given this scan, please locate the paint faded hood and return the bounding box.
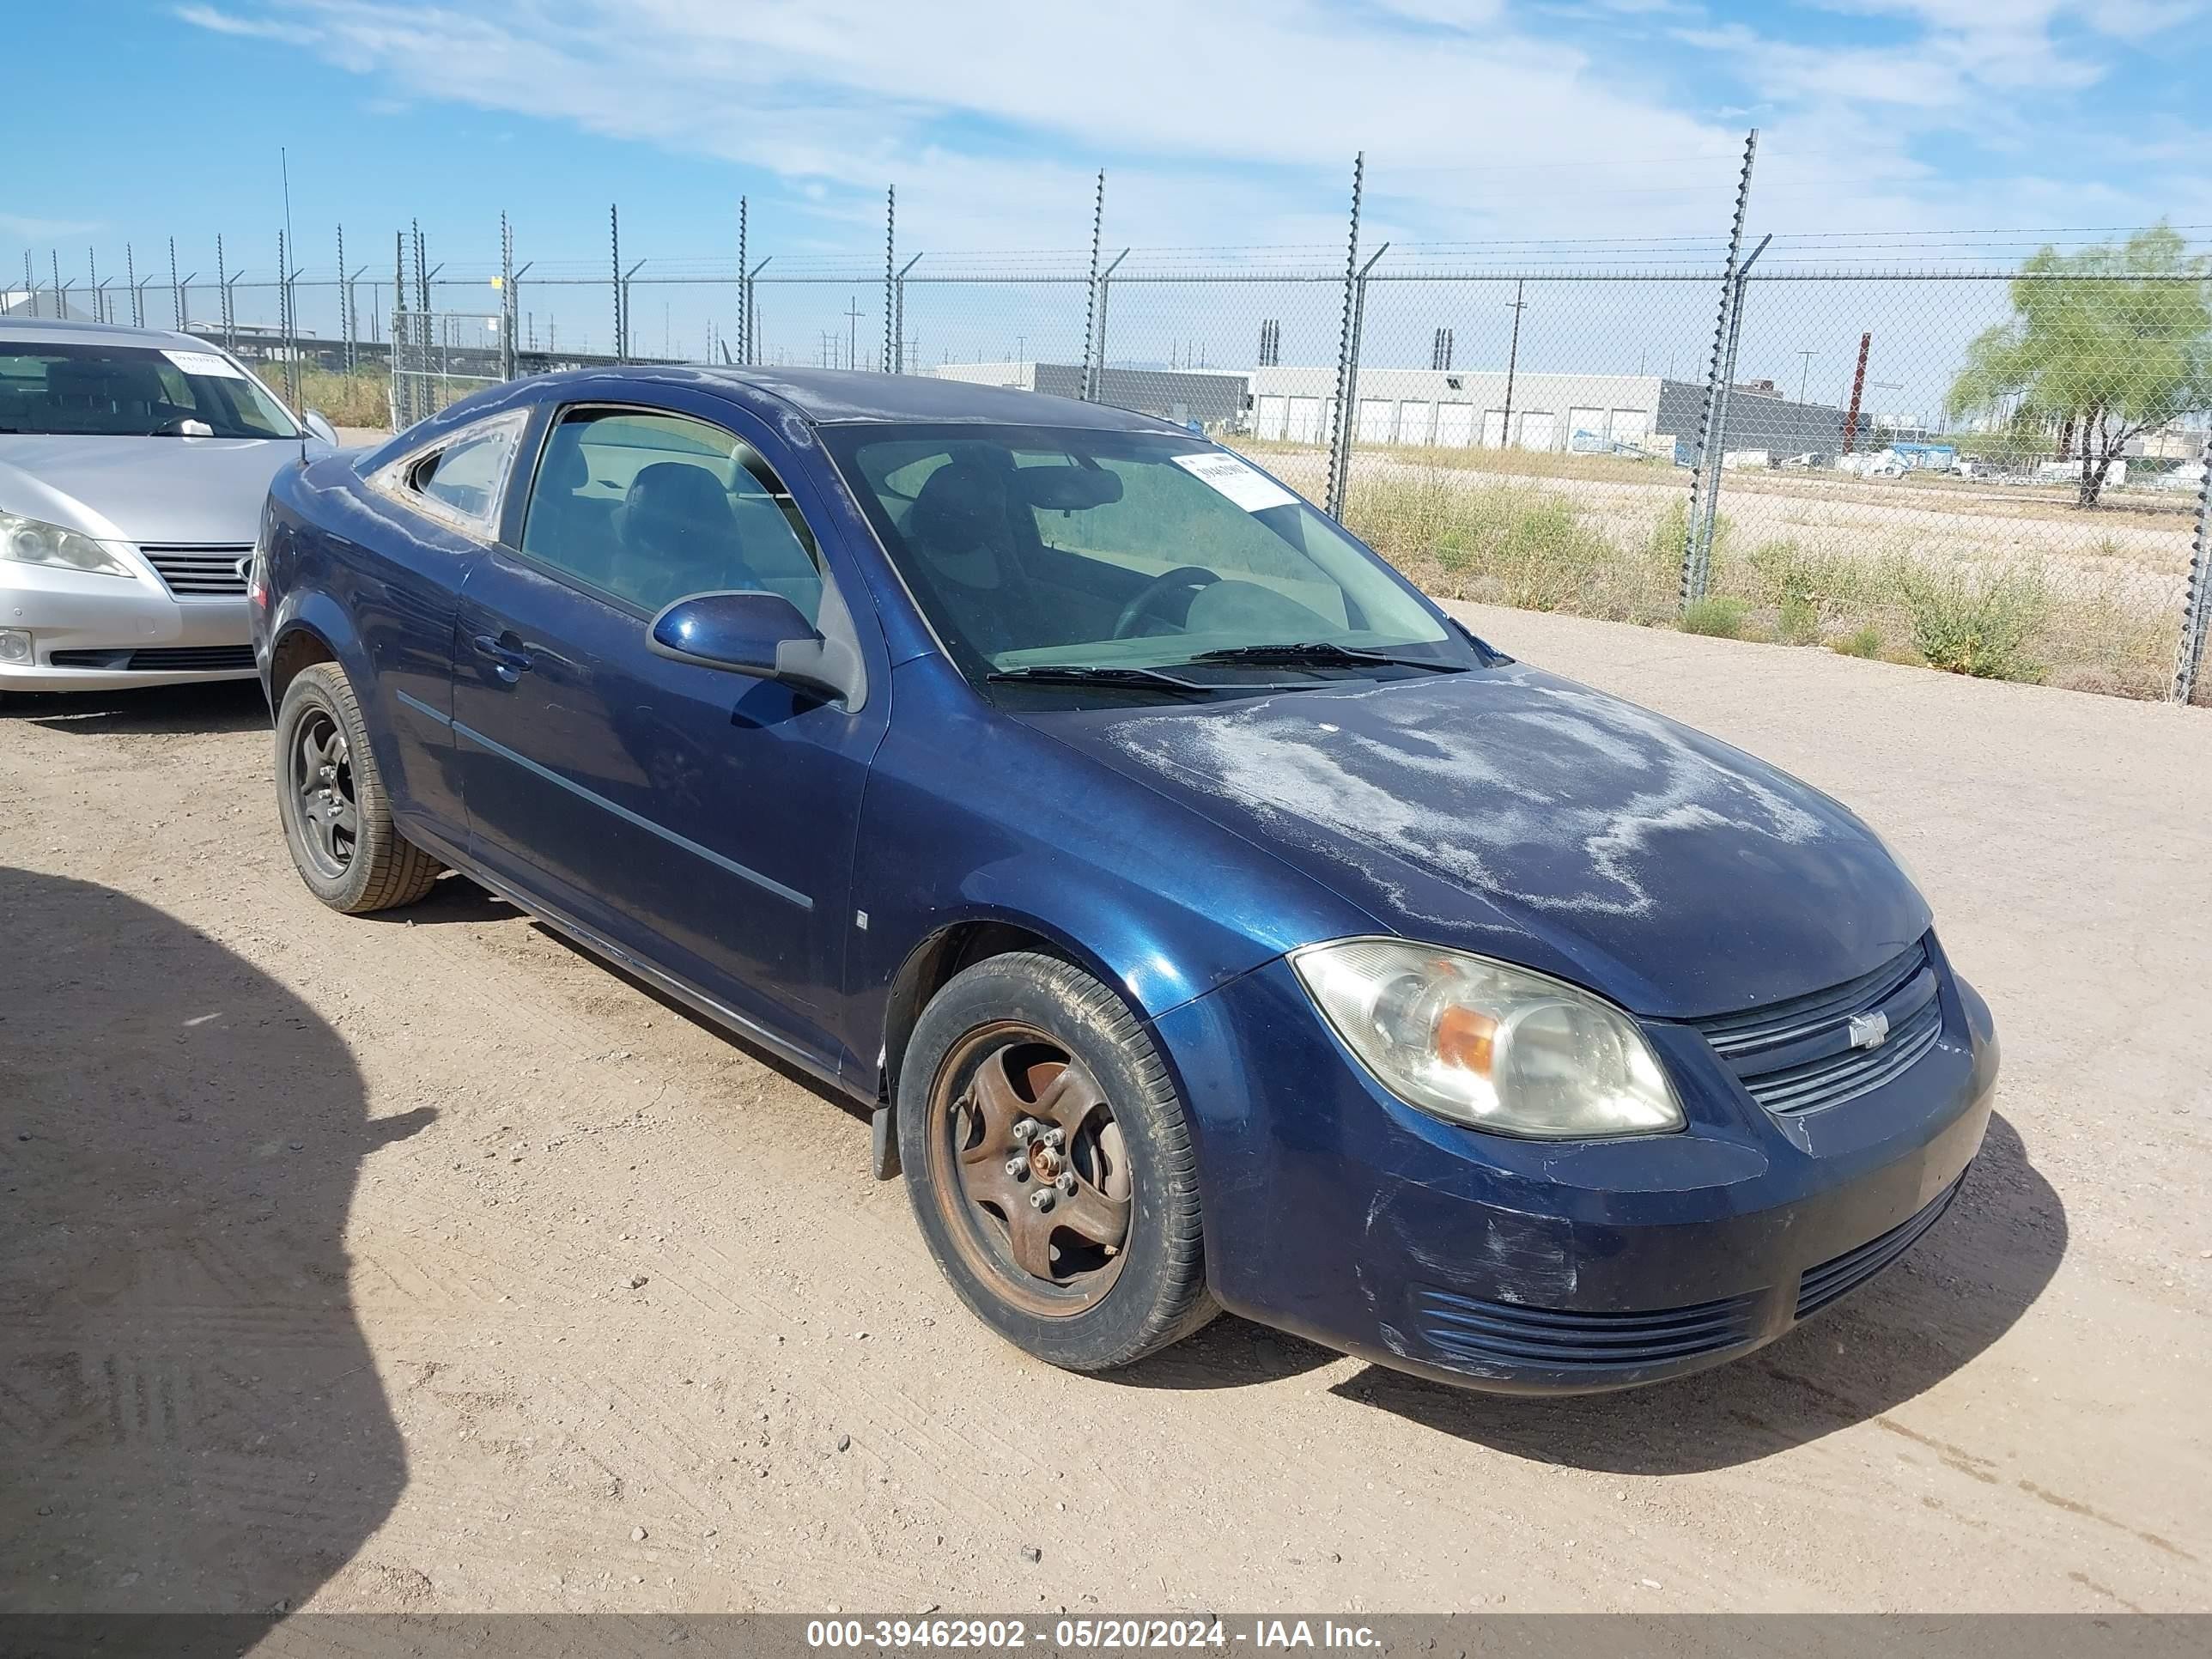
[1036,665,1930,1019]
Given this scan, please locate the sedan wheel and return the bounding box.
[930,1022,1134,1316]
[898,951,1215,1371]
[289,709,359,880]
[274,662,443,914]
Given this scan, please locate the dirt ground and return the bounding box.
[3,605,2209,1618]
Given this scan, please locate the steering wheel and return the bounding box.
[1111,566,1221,640]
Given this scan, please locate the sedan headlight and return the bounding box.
[0,511,136,578]
[1291,939,1683,1139]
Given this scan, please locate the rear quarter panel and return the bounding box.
[262,454,488,841]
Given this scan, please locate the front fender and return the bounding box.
[843,657,1376,1089]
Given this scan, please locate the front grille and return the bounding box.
[1412,1285,1760,1373]
[48,645,255,672]
[142,544,253,598]
[1692,938,1944,1115]
[1796,1176,1964,1319]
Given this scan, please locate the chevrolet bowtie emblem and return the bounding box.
[1847,1011,1891,1049]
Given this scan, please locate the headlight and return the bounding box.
[0,511,136,579]
[1291,939,1684,1139]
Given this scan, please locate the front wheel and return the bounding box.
[898,951,1216,1371]
[274,663,441,914]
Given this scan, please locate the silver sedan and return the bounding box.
[0,318,337,695]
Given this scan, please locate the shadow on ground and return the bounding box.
[6,679,269,738]
[0,867,427,1621]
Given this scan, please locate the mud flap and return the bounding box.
[871,1103,900,1181]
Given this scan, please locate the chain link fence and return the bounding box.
[13,218,2210,706]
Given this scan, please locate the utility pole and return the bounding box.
[845,295,864,370]
[1842,331,1872,453]
[1499,281,1527,449]
[1796,349,1818,404]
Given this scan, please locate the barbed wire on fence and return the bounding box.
[9,170,2211,705]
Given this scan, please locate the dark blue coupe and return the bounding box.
[251,367,1997,1393]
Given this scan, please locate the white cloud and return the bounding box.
[172,3,317,45]
[1,212,103,241]
[167,0,2200,254]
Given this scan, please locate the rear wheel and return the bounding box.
[898,951,1216,1371]
[275,663,441,914]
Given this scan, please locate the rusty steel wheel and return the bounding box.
[927,1021,1134,1317]
[898,951,1214,1370]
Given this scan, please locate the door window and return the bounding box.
[519,407,823,623]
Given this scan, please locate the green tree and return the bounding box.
[1947,225,2212,507]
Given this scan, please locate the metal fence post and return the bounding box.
[500,212,516,382]
[894,253,921,374]
[1091,248,1129,399]
[883,185,896,374]
[735,196,748,365]
[1330,243,1389,519]
[2176,434,2212,705]
[392,230,410,429]
[609,204,623,360]
[336,225,349,369]
[1680,128,1758,607]
[1692,234,1770,597]
[1080,170,1105,399]
[745,256,772,364]
[1323,153,1364,521]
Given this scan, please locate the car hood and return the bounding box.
[0,434,311,544]
[1024,664,1929,1019]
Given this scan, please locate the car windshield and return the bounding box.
[0,340,298,439]
[826,422,1482,690]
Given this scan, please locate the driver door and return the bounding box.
[450,398,887,1063]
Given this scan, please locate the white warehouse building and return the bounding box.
[1248,365,1668,453]
[1247,364,1860,459]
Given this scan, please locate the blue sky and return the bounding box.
[4,2,2208,376]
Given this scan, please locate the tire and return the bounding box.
[898,951,1217,1371]
[274,663,442,915]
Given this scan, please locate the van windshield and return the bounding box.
[0,341,298,439]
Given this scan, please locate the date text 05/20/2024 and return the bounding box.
[805,1619,1383,1651]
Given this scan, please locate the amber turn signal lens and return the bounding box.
[1434,1005,1498,1075]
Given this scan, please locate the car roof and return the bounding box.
[0,316,215,352]
[532,363,1188,434]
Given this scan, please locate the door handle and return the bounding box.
[471,632,532,683]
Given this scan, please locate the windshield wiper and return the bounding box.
[1188,641,1465,672]
[986,664,1218,696]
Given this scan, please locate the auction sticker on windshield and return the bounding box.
[1173,450,1297,513]
[161,349,247,380]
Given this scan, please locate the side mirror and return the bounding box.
[648,591,860,704]
[301,409,340,447]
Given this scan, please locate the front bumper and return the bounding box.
[1153,940,1998,1395]
[1,562,252,692]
